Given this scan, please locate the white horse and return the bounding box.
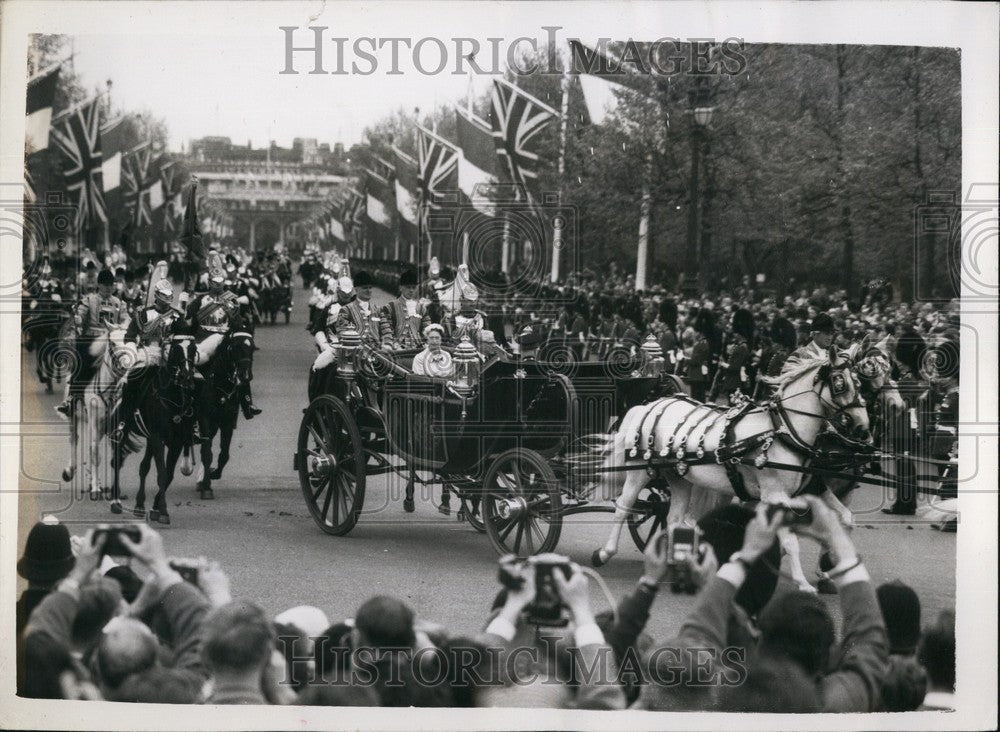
[592,346,872,592]
[61,328,132,497]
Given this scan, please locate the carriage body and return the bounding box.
[295,340,685,554]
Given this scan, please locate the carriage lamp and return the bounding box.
[451,336,481,396]
[639,334,665,377]
[336,326,361,381]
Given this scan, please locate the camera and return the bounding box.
[764,500,814,527]
[168,559,200,585]
[498,552,574,627]
[660,526,702,594]
[92,524,141,556]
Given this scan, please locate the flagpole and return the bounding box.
[551,47,570,284]
[635,153,653,292]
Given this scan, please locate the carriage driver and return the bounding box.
[55,269,129,417]
[335,270,382,349]
[380,268,431,351]
[185,262,262,419]
[793,312,836,361]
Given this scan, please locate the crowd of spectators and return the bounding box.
[17,499,955,712]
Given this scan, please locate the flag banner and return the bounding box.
[393,146,419,227]
[50,97,107,230]
[25,66,60,154]
[490,78,557,196]
[148,158,165,212]
[179,178,205,262]
[365,169,393,229]
[577,72,631,125]
[455,108,498,215]
[122,143,152,227]
[161,164,181,235]
[100,117,132,192]
[417,125,459,208]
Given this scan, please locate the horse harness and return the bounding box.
[625,362,873,501]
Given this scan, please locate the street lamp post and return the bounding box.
[681,83,714,297]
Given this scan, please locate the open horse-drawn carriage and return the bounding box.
[294,330,686,557]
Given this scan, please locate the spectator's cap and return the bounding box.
[274,605,330,639]
[97,269,115,286]
[399,268,419,287]
[517,326,542,349]
[461,283,479,302]
[338,276,354,295]
[877,581,922,655]
[18,516,74,584]
[423,323,444,338]
[353,270,374,288]
[811,312,835,334]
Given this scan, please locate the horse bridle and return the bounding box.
[771,361,869,449]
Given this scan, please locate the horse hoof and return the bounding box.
[148,509,159,522]
[110,501,122,515]
[157,513,171,525]
[591,550,608,568]
[133,506,146,519]
[200,489,214,500]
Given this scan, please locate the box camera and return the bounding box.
[660,526,702,594]
[498,552,574,627]
[92,524,141,556]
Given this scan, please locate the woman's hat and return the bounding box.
[17,516,74,584]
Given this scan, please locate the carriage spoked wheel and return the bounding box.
[482,449,562,557]
[297,395,366,535]
[627,481,672,551]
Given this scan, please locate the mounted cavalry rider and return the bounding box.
[112,275,184,441]
[56,268,129,417]
[186,258,261,419]
[336,270,382,349]
[451,283,486,344]
[381,268,431,351]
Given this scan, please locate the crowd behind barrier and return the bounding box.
[15,502,955,711]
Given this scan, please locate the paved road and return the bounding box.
[16,287,956,638]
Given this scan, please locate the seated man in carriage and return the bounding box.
[308,276,356,399]
[55,268,130,417]
[380,268,431,352]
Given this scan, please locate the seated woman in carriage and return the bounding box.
[411,324,454,378]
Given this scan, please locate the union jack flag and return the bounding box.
[121,144,153,227]
[490,78,557,201]
[51,98,107,229]
[417,125,459,211]
[160,162,179,234]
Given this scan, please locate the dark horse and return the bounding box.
[109,333,199,524]
[195,330,255,499]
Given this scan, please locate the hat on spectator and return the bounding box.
[18,516,74,584]
[353,270,374,288]
[877,581,922,655]
[274,605,330,639]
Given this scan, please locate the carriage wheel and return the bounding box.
[297,395,366,535]
[482,449,562,557]
[627,482,672,552]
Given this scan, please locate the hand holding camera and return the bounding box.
[790,495,858,566]
[68,529,107,585]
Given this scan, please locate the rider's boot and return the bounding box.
[240,382,262,419]
[438,490,451,516]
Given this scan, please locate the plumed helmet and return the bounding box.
[429,257,441,277]
[731,308,754,343]
[338,276,354,295]
[461,283,479,302]
[153,279,174,303]
[399,268,419,287]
